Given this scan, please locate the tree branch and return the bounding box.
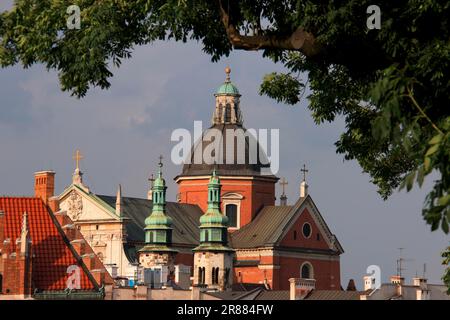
[407,86,443,135]
[217,0,321,57]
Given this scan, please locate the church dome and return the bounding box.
[179,67,274,178]
[180,123,271,177]
[216,82,240,96]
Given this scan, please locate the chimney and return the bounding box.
[289,278,315,300]
[412,277,427,287]
[363,275,375,291]
[346,279,357,291]
[390,275,405,285]
[34,171,55,204]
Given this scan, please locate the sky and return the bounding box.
[0,2,448,289]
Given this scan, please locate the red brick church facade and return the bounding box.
[174,68,343,290]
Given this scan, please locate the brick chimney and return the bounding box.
[34,171,55,204]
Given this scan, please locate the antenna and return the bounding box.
[396,247,414,277]
[423,263,427,278]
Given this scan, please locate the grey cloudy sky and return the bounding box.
[0,2,448,289]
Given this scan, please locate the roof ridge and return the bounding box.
[0,196,38,199]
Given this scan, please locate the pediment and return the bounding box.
[59,185,118,222]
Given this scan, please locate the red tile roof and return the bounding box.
[0,197,95,291]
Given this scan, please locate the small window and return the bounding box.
[96,225,99,230]
[302,223,311,238]
[301,263,312,279]
[225,204,238,228]
[316,233,320,241]
[293,230,297,240]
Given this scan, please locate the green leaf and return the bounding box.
[425,144,439,157]
[405,171,416,192]
[424,157,431,172]
[429,134,443,145]
[438,194,450,206]
[442,217,449,234]
[416,166,425,187]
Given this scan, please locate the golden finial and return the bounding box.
[225,66,231,82]
[73,149,84,171]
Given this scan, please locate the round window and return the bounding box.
[302,223,312,238]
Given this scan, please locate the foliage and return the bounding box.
[0,0,449,284]
[443,247,450,294]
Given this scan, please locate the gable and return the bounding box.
[58,185,118,222]
[276,196,344,254]
[0,197,96,291]
[279,207,330,250]
[230,195,343,254]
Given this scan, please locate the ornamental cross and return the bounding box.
[73,149,84,170]
[280,177,288,195]
[301,164,309,182]
[158,155,163,168]
[148,173,155,187]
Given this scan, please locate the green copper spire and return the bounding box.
[140,156,177,253]
[194,169,233,252]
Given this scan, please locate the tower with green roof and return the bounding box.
[212,67,243,125]
[193,169,234,291]
[138,157,177,277]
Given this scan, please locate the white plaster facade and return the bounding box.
[58,185,136,279]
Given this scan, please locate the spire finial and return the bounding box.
[158,155,164,177]
[225,66,231,82]
[148,173,155,186]
[280,177,288,195]
[73,149,84,171]
[301,164,309,182]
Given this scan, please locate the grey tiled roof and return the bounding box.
[178,123,277,178]
[97,195,202,247]
[230,205,294,248]
[255,290,290,300]
[304,290,363,300]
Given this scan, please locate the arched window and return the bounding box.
[225,204,238,228]
[0,274,2,293]
[204,230,209,242]
[201,267,205,284]
[149,231,154,243]
[301,263,313,279]
[224,268,230,286]
[198,267,203,284]
[212,267,219,285]
[222,193,243,229]
[218,104,223,121]
[224,104,231,122]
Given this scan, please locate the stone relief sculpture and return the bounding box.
[67,190,83,221]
